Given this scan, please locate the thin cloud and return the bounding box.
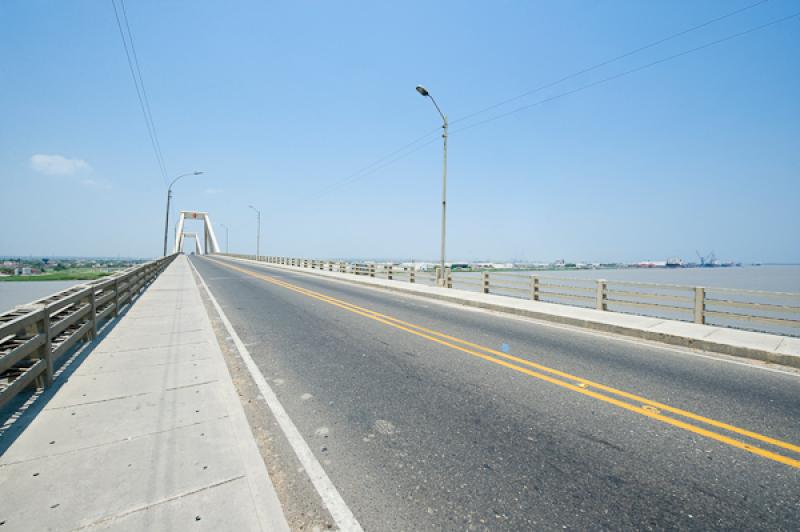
[204,187,222,195]
[30,154,91,176]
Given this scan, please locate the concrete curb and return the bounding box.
[218,256,800,370]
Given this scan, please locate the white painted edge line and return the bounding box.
[220,256,800,379]
[190,259,364,532]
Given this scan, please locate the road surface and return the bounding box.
[191,256,800,531]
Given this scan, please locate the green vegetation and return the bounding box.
[0,269,112,282]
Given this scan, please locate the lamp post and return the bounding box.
[416,85,448,286]
[219,223,229,254]
[248,205,261,260]
[163,171,204,256]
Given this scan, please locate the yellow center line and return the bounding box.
[269,276,800,455]
[209,258,800,469]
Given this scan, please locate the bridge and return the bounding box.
[1,234,799,530]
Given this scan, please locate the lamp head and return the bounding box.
[415,85,429,97]
[193,171,204,175]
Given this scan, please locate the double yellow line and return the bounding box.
[211,258,800,469]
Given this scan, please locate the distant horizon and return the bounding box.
[2,253,799,267]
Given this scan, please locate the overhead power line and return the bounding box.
[449,0,769,126]
[111,0,169,187]
[305,128,440,200]
[305,137,440,201]
[306,1,779,199]
[451,10,800,136]
[119,0,169,181]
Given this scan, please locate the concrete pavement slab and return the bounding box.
[0,383,228,464]
[46,359,221,409]
[75,344,213,376]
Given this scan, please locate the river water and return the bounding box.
[0,280,84,313]
[452,265,800,292]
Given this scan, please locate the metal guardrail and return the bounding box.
[0,254,178,409]
[225,254,800,337]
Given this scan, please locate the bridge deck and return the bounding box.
[0,255,287,531]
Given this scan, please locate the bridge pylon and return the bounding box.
[174,210,220,255]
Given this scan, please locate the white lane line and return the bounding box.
[190,260,364,532]
[220,257,800,379]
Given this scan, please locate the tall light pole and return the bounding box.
[248,205,261,260]
[219,223,229,254]
[163,171,204,256]
[416,85,448,286]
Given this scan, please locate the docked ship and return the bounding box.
[666,257,684,268]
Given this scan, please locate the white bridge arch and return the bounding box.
[174,210,220,255]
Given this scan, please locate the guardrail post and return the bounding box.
[446,268,452,288]
[387,265,393,281]
[530,276,540,301]
[30,305,54,387]
[596,280,608,311]
[482,271,490,294]
[369,264,375,277]
[694,287,706,324]
[113,277,120,317]
[89,286,98,338]
[42,306,53,385]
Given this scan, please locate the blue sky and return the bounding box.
[1,0,798,262]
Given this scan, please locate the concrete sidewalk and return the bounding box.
[0,256,288,531]
[223,256,800,369]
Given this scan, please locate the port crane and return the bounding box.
[696,250,716,267]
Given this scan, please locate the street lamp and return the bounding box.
[219,223,229,254]
[163,171,204,256]
[248,205,261,260]
[416,85,448,286]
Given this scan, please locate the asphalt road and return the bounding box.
[191,256,800,531]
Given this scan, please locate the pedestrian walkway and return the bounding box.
[0,255,288,531]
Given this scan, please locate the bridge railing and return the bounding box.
[0,254,178,410]
[223,254,800,337]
